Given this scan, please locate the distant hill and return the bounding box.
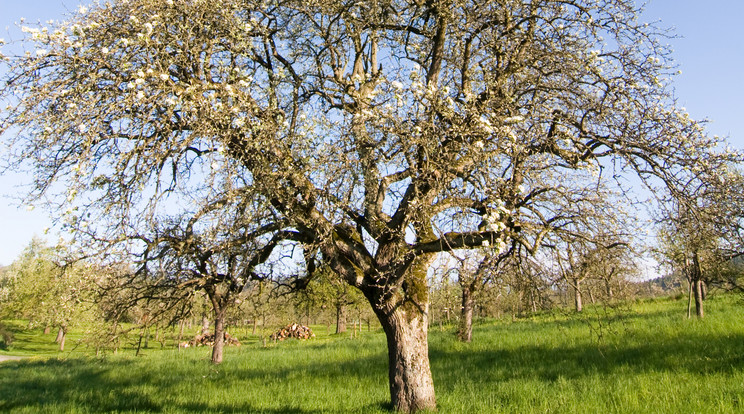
[631,274,683,297]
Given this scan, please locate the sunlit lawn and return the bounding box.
[2,294,744,413]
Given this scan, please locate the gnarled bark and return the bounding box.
[374,304,436,413]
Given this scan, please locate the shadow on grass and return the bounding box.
[431,328,744,389]
[0,347,391,413]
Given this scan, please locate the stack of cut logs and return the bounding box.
[181,332,241,348]
[270,323,315,341]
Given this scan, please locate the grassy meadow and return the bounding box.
[2,294,744,413]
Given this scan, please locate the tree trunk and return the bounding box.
[136,327,145,356]
[686,278,693,319]
[701,280,707,300]
[178,319,185,344]
[56,326,67,351]
[456,286,475,343]
[211,311,226,364]
[374,305,436,413]
[694,279,704,319]
[530,289,537,313]
[144,323,149,349]
[55,326,65,343]
[201,315,210,335]
[588,285,596,305]
[335,302,347,334]
[43,324,51,335]
[574,278,583,312]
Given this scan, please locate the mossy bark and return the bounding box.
[375,302,436,413]
[364,255,436,413]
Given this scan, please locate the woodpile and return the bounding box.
[180,332,241,348]
[270,323,315,341]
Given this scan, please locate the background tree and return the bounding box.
[118,193,284,363]
[448,249,513,342]
[656,166,744,318]
[1,239,94,350]
[2,0,740,411]
[302,266,366,334]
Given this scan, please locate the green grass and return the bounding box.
[2,294,744,413]
[0,320,89,357]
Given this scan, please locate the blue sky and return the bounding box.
[0,0,742,266]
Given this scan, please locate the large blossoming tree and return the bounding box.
[1,0,738,411]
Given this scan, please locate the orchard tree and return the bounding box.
[1,239,94,350]
[656,164,744,318]
[303,265,366,334]
[111,191,286,363]
[546,195,634,312]
[1,0,739,411]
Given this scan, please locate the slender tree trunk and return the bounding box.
[144,323,149,349]
[517,290,524,316]
[136,327,145,356]
[694,279,704,319]
[252,318,258,335]
[43,324,51,335]
[588,286,596,305]
[701,280,707,300]
[56,326,67,351]
[688,252,704,319]
[687,278,693,319]
[574,278,583,312]
[374,305,436,413]
[201,315,210,335]
[336,302,347,334]
[212,310,226,364]
[530,289,537,313]
[457,286,475,343]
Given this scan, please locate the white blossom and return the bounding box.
[503,115,525,124]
